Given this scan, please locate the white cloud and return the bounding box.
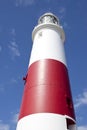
[8,41,20,59]
[11,78,18,84]
[8,28,20,59]
[58,7,70,30]
[75,91,87,108]
[0,112,19,130]
[0,46,2,52]
[63,22,69,29]
[59,7,66,19]
[59,7,66,14]
[0,123,10,130]
[78,126,87,130]
[12,113,19,124]
[0,84,5,92]
[0,120,3,123]
[15,0,35,6]
[10,28,16,37]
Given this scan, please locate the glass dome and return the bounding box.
[38,13,59,25]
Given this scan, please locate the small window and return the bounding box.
[66,118,76,130]
[66,118,69,130]
[38,31,43,38]
[66,97,72,108]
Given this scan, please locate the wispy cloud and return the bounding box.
[0,77,19,93]
[12,113,19,124]
[8,42,20,59]
[0,84,5,92]
[78,126,87,130]
[10,78,18,84]
[0,111,19,130]
[8,28,20,60]
[75,91,87,108]
[0,123,10,130]
[59,7,66,19]
[59,7,66,14]
[10,28,16,37]
[15,0,35,7]
[0,45,2,52]
[58,7,70,30]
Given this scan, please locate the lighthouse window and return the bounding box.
[66,118,69,130]
[66,97,72,108]
[38,31,42,38]
[66,118,76,130]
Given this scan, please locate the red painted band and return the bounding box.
[19,59,75,120]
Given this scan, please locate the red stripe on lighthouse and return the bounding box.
[19,59,75,120]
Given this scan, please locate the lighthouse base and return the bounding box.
[16,113,76,130]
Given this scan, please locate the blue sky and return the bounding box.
[0,0,87,130]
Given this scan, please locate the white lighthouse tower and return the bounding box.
[16,13,77,130]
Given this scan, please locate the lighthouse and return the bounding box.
[16,13,77,130]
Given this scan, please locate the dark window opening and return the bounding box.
[23,74,28,84]
[66,118,76,130]
[66,97,72,108]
